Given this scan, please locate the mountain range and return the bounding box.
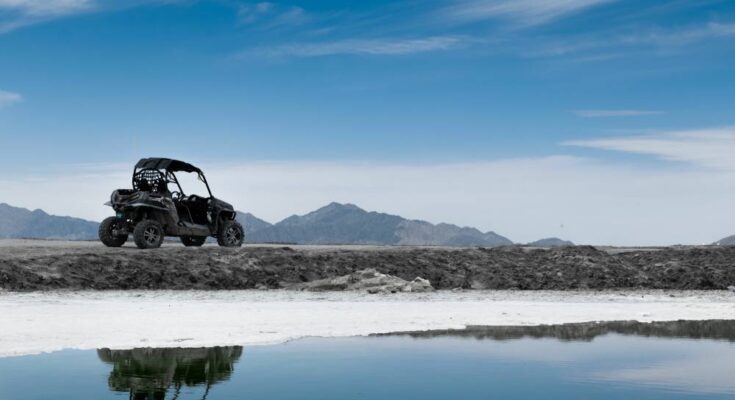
[240,202,513,246]
[0,201,572,247]
[0,203,99,240]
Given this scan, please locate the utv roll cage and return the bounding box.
[133,157,213,198]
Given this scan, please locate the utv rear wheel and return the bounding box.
[99,216,127,247]
[180,236,207,247]
[217,220,244,247]
[133,220,165,249]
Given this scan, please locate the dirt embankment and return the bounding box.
[0,242,734,291]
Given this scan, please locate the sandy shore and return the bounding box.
[1,290,733,358]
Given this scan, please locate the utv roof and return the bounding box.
[134,158,201,173]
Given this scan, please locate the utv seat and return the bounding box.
[137,180,152,192]
[156,181,172,198]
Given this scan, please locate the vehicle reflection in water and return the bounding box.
[97,346,242,400]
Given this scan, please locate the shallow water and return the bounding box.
[1,321,734,400]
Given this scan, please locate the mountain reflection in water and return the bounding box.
[97,347,242,400]
[376,319,735,342]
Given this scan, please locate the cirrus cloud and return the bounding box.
[0,0,93,32]
[0,0,92,16]
[243,35,466,58]
[565,127,735,170]
[445,0,616,26]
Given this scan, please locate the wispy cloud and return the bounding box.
[530,22,735,58]
[0,0,92,16]
[445,0,616,26]
[0,0,187,33]
[565,127,735,170]
[0,90,22,108]
[0,0,94,33]
[237,2,309,28]
[573,109,664,118]
[244,36,465,58]
[620,22,735,47]
[237,2,272,23]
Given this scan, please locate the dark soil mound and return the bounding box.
[1,244,734,291]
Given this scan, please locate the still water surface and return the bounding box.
[0,320,734,400]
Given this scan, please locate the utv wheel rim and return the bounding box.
[224,226,241,245]
[109,222,123,238]
[144,227,161,244]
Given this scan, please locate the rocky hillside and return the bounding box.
[245,202,513,246]
[0,203,98,240]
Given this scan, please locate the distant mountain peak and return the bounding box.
[244,202,513,247]
[300,202,367,220]
[318,202,363,212]
[235,212,272,236]
[239,211,264,219]
[527,237,574,247]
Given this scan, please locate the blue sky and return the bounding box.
[2,0,735,244]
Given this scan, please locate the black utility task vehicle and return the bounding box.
[99,158,244,249]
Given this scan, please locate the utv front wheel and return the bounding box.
[217,220,244,247]
[180,236,207,247]
[133,220,165,249]
[99,216,127,247]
